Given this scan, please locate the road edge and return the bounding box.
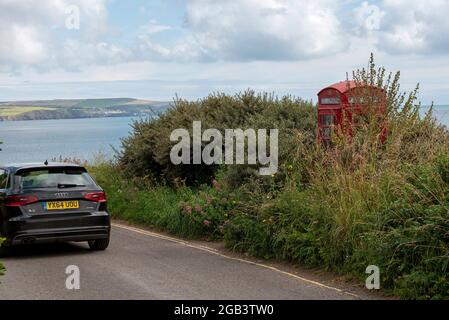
[112,222,363,299]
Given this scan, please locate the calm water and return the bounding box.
[421,105,449,126]
[0,117,137,164]
[0,106,448,165]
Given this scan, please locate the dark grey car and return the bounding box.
[0,162,111,254]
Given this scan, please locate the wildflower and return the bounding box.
[212,179,222,192]
[203,220,211,226]
[194,204,203,213]
[185,206,192,215]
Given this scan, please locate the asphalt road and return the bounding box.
[0,224,362,300]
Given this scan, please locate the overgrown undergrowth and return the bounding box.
[91,56,449,299]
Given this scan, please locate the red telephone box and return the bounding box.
[317,80,386,145]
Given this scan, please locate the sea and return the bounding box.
[0,117,138,164]
[0,106,448,165]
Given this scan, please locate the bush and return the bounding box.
[177,180,237,239]
[98,55,449,299]
[222,56,449,298]
[91,160,235,238]
[221,95,316,190]
[119,91,315,186]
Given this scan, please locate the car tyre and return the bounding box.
[88,237,110,251]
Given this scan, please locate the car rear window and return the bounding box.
[16,168,96,189]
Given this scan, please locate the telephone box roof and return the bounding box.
[318,80,385,96]
[318,80,357,95]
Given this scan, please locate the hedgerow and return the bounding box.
[93,56,449,299]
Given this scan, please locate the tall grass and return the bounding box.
[92,55,449,298]
[222,56,449,298]
[90,159,231,238]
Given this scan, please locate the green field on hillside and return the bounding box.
[73,98,135,109]
[0,106,55,117]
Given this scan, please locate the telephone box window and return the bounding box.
[349,96,381,104]
[320,114,334,126]
[320,97,340,105]
[321,127,332,138]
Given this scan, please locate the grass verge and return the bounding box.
[89,56,449,299]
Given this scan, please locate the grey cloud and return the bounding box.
[0,0,110,71]
[134,0,349,62]
[352,0,449,55]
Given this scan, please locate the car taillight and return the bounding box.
[84,192,106,203]
[6,195,39,207]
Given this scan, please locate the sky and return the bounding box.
[0,0,449,104]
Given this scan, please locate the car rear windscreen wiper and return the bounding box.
[57,183,86,189]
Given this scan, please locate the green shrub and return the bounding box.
[222,56,449,299]
[97,55,449,299]
[91,160,231,238]
[177,180,238,238]
[221,96,316,190]
[224,214,274,259]
[119,91,314,186]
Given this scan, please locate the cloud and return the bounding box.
[0,24,47,66]
[135,0,449,60]
[353,1,385,34]
[140,20,172,35]
[2,0,449,83]
[136,0,349,62]
[58,40,132,70]
[352,0,449,55]
[0,0,111,71]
